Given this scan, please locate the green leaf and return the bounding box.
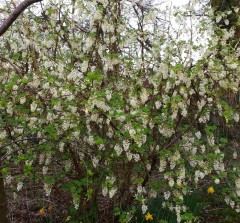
[86,71,102,82]
[21,77,28,84]
[81,178,88,186]
[43,176,55,185]
[24,164,31,175]
[87,188,93,199]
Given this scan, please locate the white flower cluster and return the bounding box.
[235,178,240,197]
[73,196,80,210]
[17,181,23,191]
[114,144,123,156]
[44,183,52,197]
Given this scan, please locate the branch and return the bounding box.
[0,0,42,36]
[0,55,23,76]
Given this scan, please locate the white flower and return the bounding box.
[123,140,130,151]
[42,166,48,176]
[7,103,13,115]
[92,157,99,168]
[234,7,239,13]
[195,131,201,139]
[146,163,151,171]
[102,187,108,197]
[236,190,240,197]
[233,114,239,122]
[208,136,215,146]
[224,19,229,25]
[169,178,174,187]
[181,108,187,117]
[225,196,230,205]
[207,97,213,103]
[137,185,143,193]
[81,60,88,72]
[216,15,222,23]
[5,175,12,184]
[43,82,50,89]
[235,178,240,189]
[230,200,235,208]
[201,145,206,153]
[0,131,7,139]
[159,159,167,172]
[109,188,117,198]
[30,102,38,112]
[106,90,112,100]
[215,179,220,184]
[228,63,238,69]
[20,97,26,104]
[126,152,133,161]
[129,129,136,136]
[129,97,139,108]
[12,85,18,91]
[114,144,123,156]
[164,191,171,200]
[15,128,23,134]
[47,112,53,121]
[233,152,237,159]
[134,154,140,162]
[93,9,102,20]
[155,101,162,109]
[73,196,80,210]
[17,182,23,191]
[59,142,65,152]
[44,183,52,197]
[140,89,148,103]
[199,172,205,179]
[141,204,148,214]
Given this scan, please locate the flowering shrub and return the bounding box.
[0,0,239,222]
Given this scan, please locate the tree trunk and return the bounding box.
[0,170,9,223]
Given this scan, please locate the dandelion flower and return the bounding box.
[145,212,153,221]
[39,207,45,215]
[208,186,214,194]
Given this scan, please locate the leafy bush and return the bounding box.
[0,0,239,222]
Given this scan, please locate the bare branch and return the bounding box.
[0,0,42,36]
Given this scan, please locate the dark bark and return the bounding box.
[0,171,9,223]
[0,0,42,36]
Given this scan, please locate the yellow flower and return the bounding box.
[207,186,214,194]
[145,212,153,221]
[39,207,45,215]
